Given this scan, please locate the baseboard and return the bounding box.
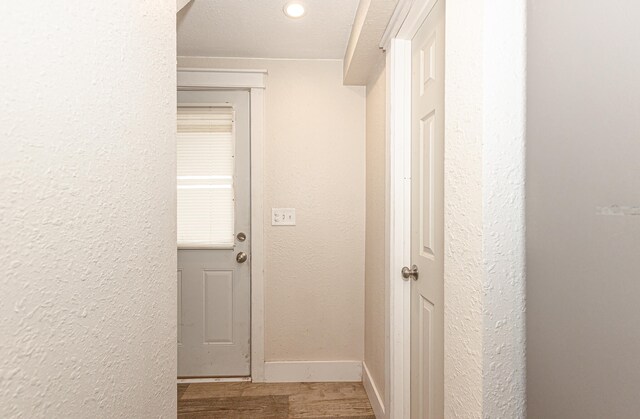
[177,377,250,384]
[263,361,363,382]
[362,362,385,419]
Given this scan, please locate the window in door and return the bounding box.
[177,106,235,248]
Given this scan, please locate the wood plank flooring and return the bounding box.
[177,382,376,418]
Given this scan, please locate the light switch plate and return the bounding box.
[272,208,296,226]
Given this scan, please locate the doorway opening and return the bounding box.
[176,69,267,382]
[177,91,251,378]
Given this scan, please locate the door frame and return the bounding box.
[382,2,440,417]
[384,37,411,419]
[177,68,267,382]
[381,0,528,417]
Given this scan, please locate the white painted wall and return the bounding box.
[443,0,527,417]
[0,2,176,417]
[443,0,484,415]
[527,1,640,417]
[177,57,366,364]
[482,1,527,417]
[364,53,387,410]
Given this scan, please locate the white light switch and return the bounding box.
[272,208,296,226]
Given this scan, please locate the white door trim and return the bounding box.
[385,1,443,417]
[249,87,266,382]
[177,68,267,382]
[177,68,267,89]
[386,38,412,419]
[380,0,437,51]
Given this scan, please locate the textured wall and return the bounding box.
[364,54,387,401]
[177,57,366,362]
[0,2,177,417]
[444,1,527,417]
[483,1,527,417]
[443,1,485,416]
[527,1,640,417]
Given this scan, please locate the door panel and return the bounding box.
[203,270,234,344]
[418,296,434,418]
[178,269,183,345]
[411,0,445,417]
[177,90,251,377]
[419,112,436,258]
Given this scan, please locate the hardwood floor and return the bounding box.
[177,381,376,418]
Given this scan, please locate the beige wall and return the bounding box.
[1,2,176,417]
[178,57,366,362]
[364,55,387,398]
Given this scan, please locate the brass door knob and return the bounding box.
[236,252,248,263]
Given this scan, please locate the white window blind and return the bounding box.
[177,106,235,248]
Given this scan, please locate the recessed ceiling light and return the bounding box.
[283,2,306,19]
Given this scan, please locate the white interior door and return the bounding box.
[409,0,445,417]
[177,90,251,377]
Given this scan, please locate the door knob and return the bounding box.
[236,252,248,264]
[401,265,419,281]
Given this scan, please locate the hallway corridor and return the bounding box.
[177,381,375,418]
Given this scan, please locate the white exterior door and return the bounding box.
[177,90,251,377]
[409,0,445,417]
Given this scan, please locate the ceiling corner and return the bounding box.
[343,0,397,86]
[177,0,193,13]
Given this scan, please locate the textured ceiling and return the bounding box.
[177,0,360,59]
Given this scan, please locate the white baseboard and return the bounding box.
[263,361,363,382]
[362,362,385,419]
[177,377,250,384]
